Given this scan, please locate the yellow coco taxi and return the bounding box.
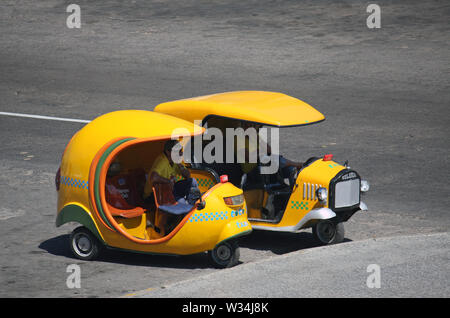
[154,91,370,245]
[55,110,251,268]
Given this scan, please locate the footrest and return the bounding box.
[109,206,146,218]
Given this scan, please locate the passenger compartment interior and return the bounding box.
[104,140,194,240]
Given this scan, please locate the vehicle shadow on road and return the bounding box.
[39,234,215,269]
[39,231,353,269]
[239,230,353,255]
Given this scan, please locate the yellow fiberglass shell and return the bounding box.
[56,110,204,214]
[56,110,251,255]
[249,159,346,230]
[100,182,251,255]
[161,182,251,255]
[56,110,251,254]
[153,91,325,127]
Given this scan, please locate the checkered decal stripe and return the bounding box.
[60,176,89,190]
[195,178,215,189]
[237,221,248,229]
[189,208,245,222]
[291,201,309,210]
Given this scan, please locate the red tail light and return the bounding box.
[220,175,228,183]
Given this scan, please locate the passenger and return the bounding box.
[105,161,131,209]
[143,140,201,206]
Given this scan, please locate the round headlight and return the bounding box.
[360,180,370,192]
[316,187,328,202]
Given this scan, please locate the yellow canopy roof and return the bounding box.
[64,110,204,168]
[154,91,325,127]
[80,110,204,142]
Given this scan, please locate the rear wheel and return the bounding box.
[208,240,240,268]
[312,221,345,245]
[70,226,101,260]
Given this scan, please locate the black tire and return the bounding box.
[208,240,240,268]
[312,221,345,245]
[69,226,101,260]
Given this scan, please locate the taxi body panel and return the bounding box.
[56,110,251,264]
[249,159,346,230]
[154,92,369,243]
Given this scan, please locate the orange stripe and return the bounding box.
[91,132,211,245]
[89,137,128,232]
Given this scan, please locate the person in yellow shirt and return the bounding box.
[238,121,304,219]
[239,121,304,173]
[143,140,199,205]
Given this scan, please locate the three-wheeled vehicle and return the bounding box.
[154,91,370,245]
[55,110,251,268]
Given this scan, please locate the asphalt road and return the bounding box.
[0,0,449,297]
[130,233,450,298]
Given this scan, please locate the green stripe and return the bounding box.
[93,138,135,230]
[56,204,103,243]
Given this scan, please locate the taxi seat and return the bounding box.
[152,183,193,216]
[126,168,147,206]
[106,170,147,219]
[152,183,193,236]
[108,205,145,219]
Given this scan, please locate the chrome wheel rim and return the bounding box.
[73,233,93,256]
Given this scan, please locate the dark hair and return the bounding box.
[164,140,178,153]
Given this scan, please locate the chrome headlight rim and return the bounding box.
[360,180,370,193]
[316,187,328,202]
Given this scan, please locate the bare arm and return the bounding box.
[150,171,173,185]
[283,158,303,169]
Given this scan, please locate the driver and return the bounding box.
[239,121,304,182]
[143,140,200,205]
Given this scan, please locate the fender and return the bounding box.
[56,203,103,242]
[251,208,336,232]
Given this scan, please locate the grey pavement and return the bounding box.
[0,0,449,297]
[130,232,450,298]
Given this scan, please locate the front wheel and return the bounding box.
[208,240,240,268]
[70,226,101,260]
[312,221,345,245]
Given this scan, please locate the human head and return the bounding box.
[163,139,183,162]
[164,139,178,154]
